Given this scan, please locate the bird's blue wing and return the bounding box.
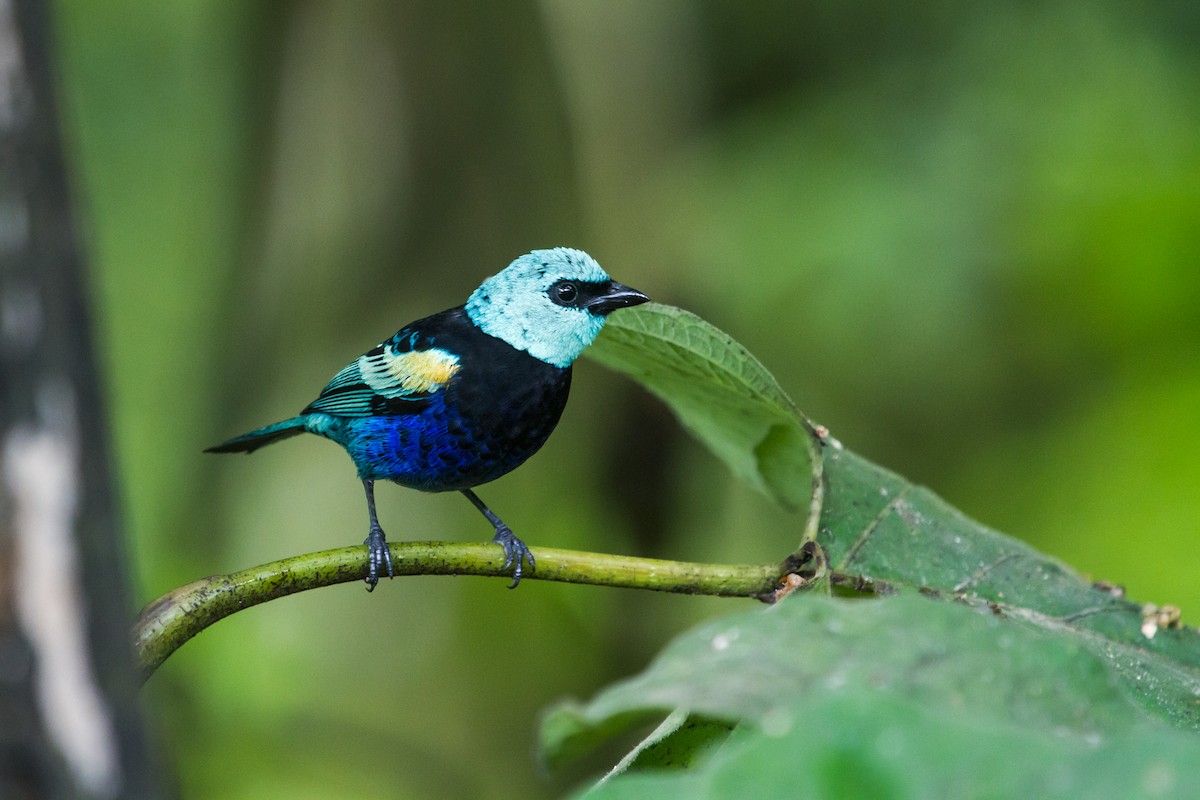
[303,327,462,417]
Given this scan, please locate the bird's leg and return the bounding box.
[362,479,394,591]
[461,489,535,589]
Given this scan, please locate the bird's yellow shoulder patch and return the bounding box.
[358,346,461,398]
[388,348,461,393]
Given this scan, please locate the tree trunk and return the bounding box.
[0,1,166,797]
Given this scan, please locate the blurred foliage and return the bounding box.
[51,0,1200,797]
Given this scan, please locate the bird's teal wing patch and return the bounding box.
[303,329,461,417]
[320,361,365,393]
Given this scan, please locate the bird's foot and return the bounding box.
[363,524,394,592]
[493,525,535,589]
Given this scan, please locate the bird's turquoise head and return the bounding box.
[466,248,649,367]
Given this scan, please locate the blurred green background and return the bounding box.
[52,1,1199,797]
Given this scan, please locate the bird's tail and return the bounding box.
[205,417,307,454]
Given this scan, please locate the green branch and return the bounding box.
[132,541,799,681]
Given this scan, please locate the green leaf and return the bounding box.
[573,303,1200,795]
[587,303,822,535]
[819,447,1200,728]
[576,692,1200,799]
[542,593,1200,798]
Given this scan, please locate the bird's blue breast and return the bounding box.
[329,396,514,490]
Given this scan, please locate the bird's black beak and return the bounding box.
[586,281,650,316]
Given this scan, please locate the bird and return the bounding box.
[206,247,650,590]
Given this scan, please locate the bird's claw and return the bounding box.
[364,525,394,591]
[493,525,534,589]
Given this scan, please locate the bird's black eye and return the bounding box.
[553,282,578,305]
